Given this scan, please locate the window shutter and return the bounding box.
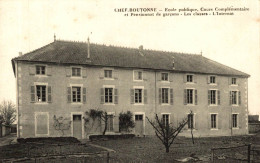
[193,75,197,83]
[218,115,221,129]
[83,87,87,103]
[229,91,232,105]
[144,89,147,104]
[82,68,87,78]
[31,86,35,103]
[217,90,220,105]
[184,89,187,105]
[208,90,211,105]
[130,89,134,104]
[143,72,147,81]
[237,78,239,86]
[170,89,174,105]
[169,73,173,82]
[100,88,104,104]
[67,87,71,103]
[47,66,52,76]
[99,70,104,79]
[66,68,71,77]
[238,114,242,128]
[114,88,118,104]
[159,88,162,104]
[207,76,210,84]
[48,86,52,103]
[238,91,241,105]
[195,89,198,105]
[183,74,187,83]
[29,66,35,75]
[229,114,232,129]
[208,114,211,129]
[113,70,118,80]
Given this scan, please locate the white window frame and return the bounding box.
[231,77,237,86]
[209,89,218,106]
[232,113,239,129]
[161,87,170,105]
[186,74,194,83]
[35,112,49,137]
[71,66,82,78]
[104,68,114,80]
[133,86,144,105]
[187,112,196,130]
[103,85,115,105]
[71,112,85,139]
[34,82,48,104]
[70,84,83,104]
[133,70,143,81]
[35,64,47,76]
[161,113,171,126]
[186,88,195,105]
[161,72,169,82]
[231,90,239,106]
[210,113,218,130]
[209,75,217,85]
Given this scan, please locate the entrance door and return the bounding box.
[135,115,144,137]
[73,115,82,139]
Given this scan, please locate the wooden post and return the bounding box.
[248,144,251,163]
[107,152,109,163]
[211,149,214,163]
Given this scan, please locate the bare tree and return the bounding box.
[53,115,71,136]
[146,112,191,153]
[0,100,16,125]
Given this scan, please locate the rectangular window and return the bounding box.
[105,88,113,103]
[187,75,193,82]
[104,70,112,78]
[107,115,114,132]
[187,89,193,104]
[232,114,238,128]
[162,114,169,127]
[211,114,217,129]
[134,89,142,103]
[72,87,81,102]
[210,76,216,84]
[36,66,46,75]
[135,115,143,121]
[188,114,194,129]
[162,88,169,104]
[231,91,237,105]
[231,78,237,85]
[161,73,168,81]
[210,90,216,105]
[36,85,46,102]
[72,68,81,77]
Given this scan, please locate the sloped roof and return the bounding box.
[12,40,250,77]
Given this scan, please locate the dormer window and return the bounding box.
[36,66,46,75]
[231,78,237,85]
[72,67,81,77]
[187,75,193,83]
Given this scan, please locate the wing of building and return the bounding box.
[11,40,250,138]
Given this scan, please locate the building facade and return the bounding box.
[12,40,250,139]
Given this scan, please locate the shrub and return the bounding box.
[119,111,135,133]
[89,134,135,141]
[17,137,80,144]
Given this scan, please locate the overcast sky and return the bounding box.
[0,0,259,115]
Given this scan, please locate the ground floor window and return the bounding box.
[232,114,238,128]
[162,114,169,127]
[106,115,114,132]
[188,114,194,129]
[211,114,217,129]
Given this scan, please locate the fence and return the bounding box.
[211,144,260,163]
[1,142,110,163]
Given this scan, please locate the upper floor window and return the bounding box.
[36,66,46,75]
[231,78,237,85]
[105,88,113,103]
[104,70,112,78]
[211,114,217,129]
[187,89,193,104]
[188,114,194,129]
[134,71,143,81]
[72,67,81,77]
[232,114,238,128]
[162,88,169,104]
[36,85,46,102]
[187,75,193,83]
[134,89,142,103]
[72,87,81,102]
[162,114,170,127]
[184,89,197,105]
[210,90,216,105]
[210,76,216,84]
[231,91,237,105]
[161,73,169,81]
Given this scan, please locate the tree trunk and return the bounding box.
[165,145,170,153]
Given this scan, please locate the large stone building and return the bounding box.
[11,39,250,139]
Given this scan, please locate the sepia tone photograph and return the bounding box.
[0,0,259,162]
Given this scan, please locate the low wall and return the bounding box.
[248,123,260,133]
